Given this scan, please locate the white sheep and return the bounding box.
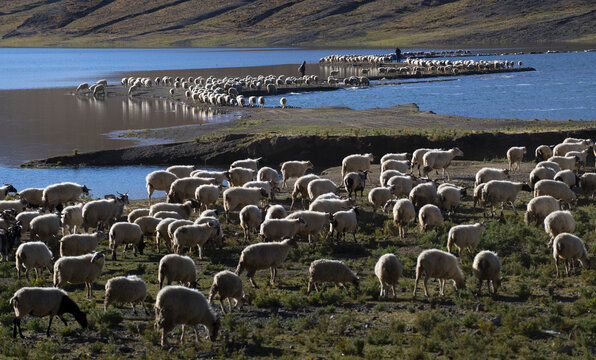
[544,210,576,246]
[281,161,314,188]
[59,231,104,256]
[309,197,355,214]
[418,204,443,232]
[127,208,150,223]
[108,222,145,260]
[154,210,184,219]
[61,203,83,235]
[15,241,53,280]
[264,204,287,220]
[343,171,368,199]
[473,183,485,210]
[53,252,105,297]
[533,179,577,209]
[172,221,219,259]
[392,199,416,238]
[82,193,129,231]
[167,219,194,241]
[259,217,305,241]
[15,209,43,232]
[244,180,276,201]
[0,199,28,214]
[240,205,262,242]
[380,152,409,163]
[291,174,319,209]
[191,170,227,185]
[536,160,562,173]
[422,147,464,180]
[195,184,222,210]
[472,251,502,296]
[154,285,219,347]
[548,155,580,171]
[507,146,526,171]
[375,254,402,299]
[566,149,590,170]
[341,153,374,179]
[155,218,176,252]
[307,259,359,293]
[308,178,339,200]
[580,173,596,197]
[386,174,416,197]
[257,166,281,190]
[475,168,510,186]
[368,186,395,215]
[158,254,197,288]
[447,222,486,256]
[529,166,556,188]
[329,208,358,241]
[134,215,162,240]
[166,165,196,178]
[17,187,43,207]
[413,249,465,297]
[437,185,466,214]
[167,177,217,203]
[42,182,90,211]
[553,140,593,156]
[194,215,224,249]
[222,187,268,222]
[235,238,297,287]
[208,270,245,313]
[524,195,560,226]
[231,158,262,172]
[409,182,438,209]
[553,233,590,277]
[104,275,149,314]
[226,167,256,187]
[411,148,434,176]
[481,180,531,216]
[554,169,579,188]
[149,199,200,219]
[286,210,332,244]
[535,145,553,162]
[30,213,62,242]
[381,159,410,174]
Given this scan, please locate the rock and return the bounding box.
[489,316,501,326]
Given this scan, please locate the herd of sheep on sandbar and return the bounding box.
[1,137,595,347]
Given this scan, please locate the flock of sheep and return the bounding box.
[1,136,595,347]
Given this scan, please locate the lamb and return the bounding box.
[191,170,227,185]
[15,209,43,232]
[257,166,281,190]
[154,285,219,347]
[15,241,53,280]
[418,204,443,232]
[554,169,579,188]
[381,159,410,174]
[59,231,104,257]
[544,210,576,246]
[166,165,196,178]
[156,218,178,253]
[53,252,105,297]
[223,187,268,222]
[368,186,396,215]
[524,195,560,226]
[309,198,355,214]
[0,184,17,199]
[329,208,358,241]
[375,254,402,299]
[548,155,581,171]
[104,275,149,314]
[30,213,62,242]
[413,249,465,297]
[536,160,562,173]
[291,174,319,209]
[10,287,87,338]
[60,203,83,235]
[194,214,224,248]
[411,148,434,176]
[281,161,314,188]
[437,185,466,214]
[447,223,486,256]
[127,208,150,223]
[264,204,287,220]
[422,147,464,180]
[286,210,332,244]
[0,224,21,261]
[149,199,200,218]
[580,173,596,197]
[167,177,217,203]
[533,179,578,209]
[472,251,502,296]
[529,166,556,188]
[308,178,340,200]
[343,171,368,199]
[507,146,526,171]
[475,168,510,186]
[380,153,409,163]
[240,205,262,242]
[535,145,554,162]
[208,270,245,313]
[409,182,438,209]
[108,222,145,260]
[226,167,256,187]
[259,217,305,241]
[172,221,219,259]
[392,199,416,238]
[481,180,532,216]
[17,187,43,207]
[0,199,28,214]
[307,259,359,293]
[230,158,262,171]
[146,170,178,203]
[195,184,222,210]
[341,153,374,179]
[158,254,197,288]
[244,180,277,200]
[235,238,297,287]
[42,182,90,211]
[553,233,590,277]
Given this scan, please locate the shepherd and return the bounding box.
[298,61,306,77]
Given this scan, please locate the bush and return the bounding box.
[252,291,281,308]
[308,288,344,306]
[91,309,123,328]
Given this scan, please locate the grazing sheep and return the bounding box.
[535,145,554,162]
[566,149,590,170]
[287,210,332,244]
[149,199,200,219]
[10,287,87,338]
[548,155,581,171]
[0,199,28,214]
[195,184,222,210]
[544,210,576,246]
[191,170,227,185]
[368,186,396,215]
[380,152,409,163]
[17,187,43,207]
[413,249,465,297]
[108,222,145,260]
[226,167,256,187]
[134,215,162,240]
[15,241,53,280]
[291,174,319,209]
[308,179,339,200]
[127,208,150,223]
[30,213,62,242]
[223,187,268,222]
[553,140,593,156]
[259,217,305,242]
[158,254,197,288]
[281,161,314,188]
[235,238,297,287]
[53,252,105,298]
[580,173,596,197]
[244,180,276,201]
[481,180,532,216]
[329,208,358,241]
[411,148,435,176]
[0,224,21,261]
[264,204,287,220]
[381,160,410,174]
[167,219,194,242]
[344,171,368,199]
[437,185,466,214]
[15,209,43,232]
[104,275,149,314]
[473,183,485,209]
[507,146,526,171]
[208,270,245,313]
[447,223,486,256]
[146,170,178,203]
[563,137,593,144]
[240,205,262,242]
[82,193,129,231]
[422,147,464,180]
[61,203,83,235]
[341,153,374,179]
[409,182,438,209]
[392,199,416,238]
[375,254,402,299]
[554,169,579,188]
[42,182,90,212]
[529,166,556,189]
[524,195,560,226]
[386,174,416,197]
[166,165,196,179]
[59,231,104,257]
[307,259,359,293]
[172,222,219,259]
[309,198,355,214]
[475,168,510,186]
[231,158,262,172]
[418,204,443,232]
[154,211,184,220]
[154,285,219,347]
[472,251,502,296]
[533,179,577,209]
[257,167,281,189]
[553,233,590,277]
[536,160,562,173]
[167,177,217,203]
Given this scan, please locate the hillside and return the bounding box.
[0,0,594,48]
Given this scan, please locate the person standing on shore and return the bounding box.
[395,47,401,63]
[299,61,306,77]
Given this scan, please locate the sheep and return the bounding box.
[127,208,150,223]
[42,182,90,211]
[30,213,62,242]
[375,254,402,299]
[524,195,560,226]
[536,160,562,173]
[341,153,374,179]
[422,147,464,180]
[235,237,299,287]
[386,174,416,197]
[104,275,149,314]
[368,186,395,215]
[309,198,355,214]
[566,149,590,170]
[411,148,434,176]
[82,193,129,231]
[554,169,579,188]
[481,180,532,216]
[533,179,578,209]
[166,165,196,179]
[264,204,287,220]
[392,199,416,238]
[281,161,314,188]
[473,183,485,209]
[308,178,339,200]
[231,158,262,172]
[259,217,305,242]
[15,209,43,232]
[291,174,319,209]
[507,146,526,171]
[472,251,502,296]
[553,140,593,156]
[548,155,581,171]
[154,210,184,219]
[146,170,178,203]
[544,210,576,246]
[553,233,590,277]
[0,199,28,214]
[244,180,276,200]
[535,145,554,162]
[563,137,593,144]
[134,216,162,241]
[154,285,219,347]
[418,204,443,232]
[437,185,466,214]
[280,97,287,108]
[409,182,438,209]
[381,160,409,175]
[580,173,596,197]
[53,252,105,297]
[61,203,83,235]
[59,231,104,257]
[447,222,486,256]
[329,208,358,241]
[257,166,281,188]
[167,219,194,241]
[195,184,222,211]
[167,177,217,203]
[17,187,43,207]
[413,249,465,297]
[149,199,200,219]
[108,222,145,260]
[75,82,90,93]
[15,241,53,280]
[318,192,341,200]
[208,270,245,313]
[287,210,332,244]
[380,152,409,163]
[191,170,227,185]
[172,222,219,259]
[240,205,262,242]
[475,168,510,186]
[344,171,368,199]
[529,166,556,188]
[223,187,268,222]
[158,254,197,288]
[0,224,21,261]
[307,259,359,293]
[156,218,178,253]
[226,167,256,187]
[10,287,87,338]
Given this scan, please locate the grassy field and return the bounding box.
[0,160,595,359]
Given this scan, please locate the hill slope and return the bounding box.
[0,0,594,48]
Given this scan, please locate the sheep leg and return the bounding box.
[378,279,384,299]
[131,303,137,314]
[476,280,482,296]
[509,201,517,214]
[46,315,54,336]
[391,284,396,299]
[555,258,560,278]
[219,299,226,314]
[180,325,185,342]
[13,318,24,339]
[198,245,203,260]
[307,280,313,294]
[565,260,570,276]
[439,279,445,296]
[423,275,430,297]
[248,275,258,289]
